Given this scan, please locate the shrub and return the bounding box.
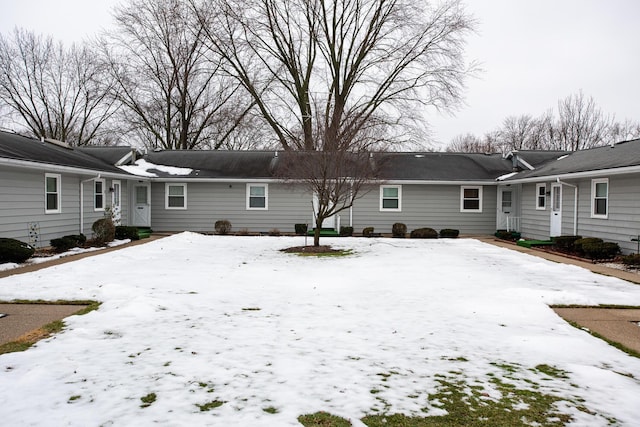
[214,220,232,235]
[92,218,115,245]
[362,227,375,237]
[339,226,353,237]
[115,226,140,241]
[50,234,86,252]
[268,228,281,236]
[439,229,460,238]
[621,254,640,267]
[573,237,603,255]
[494,229,521,240]
[552,235,582,252]
[410,227,438,239]
[582,241,620,260]
[391,223,407,238]
[294,224,308,235]
[0,238,35,264]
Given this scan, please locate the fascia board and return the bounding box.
[0,157,145,180]
[503,165,640,184]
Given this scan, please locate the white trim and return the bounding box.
[379,185,402,212]
[165,183,187,210]
[94,178,106,211]
[503,164,640,184]
[44,173,61,214]
[246,183,268,210]
[535,183,546,210]
[591,178,608,219]
[460,185,483,213]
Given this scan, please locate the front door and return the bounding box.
[111,180,122,225]
[497,188,514,230]
[312,193,337,229]
[133,184,151,227]
[550,183,562,237]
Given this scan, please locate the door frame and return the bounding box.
[497,187,516,231]
[111,180,122,225]
[132,182,151,227]
[550,183,562,237]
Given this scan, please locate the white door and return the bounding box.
[133,184,151,227]
[111,180,122,225]
[312,193,337,229]
[550,183,562,237]
[497,188,513,230]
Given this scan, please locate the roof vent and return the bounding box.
[44,138,71,149]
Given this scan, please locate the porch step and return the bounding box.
[136,227,153,239]
[308,228,340,237]
[517,239,554,249]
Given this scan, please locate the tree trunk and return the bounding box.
[313,216,324,247]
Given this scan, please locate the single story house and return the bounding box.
[1,130,639,253]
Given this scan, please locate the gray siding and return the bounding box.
[520,174,640,254]
[351,184,498,235]
[150,182,312,234]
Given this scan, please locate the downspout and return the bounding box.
[80,174,101,234]
[556,178,578,235]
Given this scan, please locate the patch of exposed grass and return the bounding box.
[68,395,82,403]
[140,392,156,408]
[0,300,100,355]
[196,400,225,411]
[534,364,570,379]
[263,406,279,414]
[298,412,352,426]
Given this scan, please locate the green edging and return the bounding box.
[517,239,554,248]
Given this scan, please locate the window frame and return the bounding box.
[44,173,61,214]
[591,178,609,219]
[246,183,268,210]
[94,178,106,211]
[460,186,483,213]
[165,183,187,210]
[536,183,547,210]
[379,185,402,212]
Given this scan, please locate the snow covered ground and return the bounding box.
[1,232,640,426]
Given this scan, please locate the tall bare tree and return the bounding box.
[101,0,256,150]
[0,28,118,145]
[553,91,613,151]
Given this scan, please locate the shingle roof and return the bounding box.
[77,146,137,166]
[504,139,640,180]
[0,131,129,174]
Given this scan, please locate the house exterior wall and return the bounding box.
[351,184,498,235]
[519,174,640,254]
[149,181,312,234]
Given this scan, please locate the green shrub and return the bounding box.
[494,230,521,240]
[552,235,582,252]
[582,241,620,260]
[392,223,407,238]
[362,227,375,237]
[439,229,460,238]
[50,234,86,252]
[573,237,603,255]
[92,218,115,245]
[339,226,353,237]
[214,220,232,235]
[621,254,640,267]
[410,227,438,239]
[294,223,308,235]
[115,226,140,241]
[0,238,35,264]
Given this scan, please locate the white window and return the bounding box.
[165,183,187,209]
[460,186,483,212]
[536,183,546,210]
[380,185,402,211]
[45,173,61,214]
[591,178,608,218]
[247,184,268,210]
[94,179,105,211]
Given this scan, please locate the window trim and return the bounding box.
[536,183,547,210]
[591,178,608,219]
[45,173,61,214]
[379,185,402,212]
[94,178,106,211]
[460,186,483,213]
[165,183,187,210]
[246,183,268,210]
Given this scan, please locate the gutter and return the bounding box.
[0,157,136,180]
[502,164,640,184]
[556,178,578,236]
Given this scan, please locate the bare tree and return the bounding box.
[101,0,257,150]
[0,28,118,145]
[554,90,613,151]
[446,132,497,153]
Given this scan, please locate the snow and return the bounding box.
[118,159,193,177]
[1,233,640,426]
[496,171,518,181]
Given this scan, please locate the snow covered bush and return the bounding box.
[50,234,86,252]
[0,238,35,263]
[92,218,115,245]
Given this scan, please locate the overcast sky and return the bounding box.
[1,0,638,149]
